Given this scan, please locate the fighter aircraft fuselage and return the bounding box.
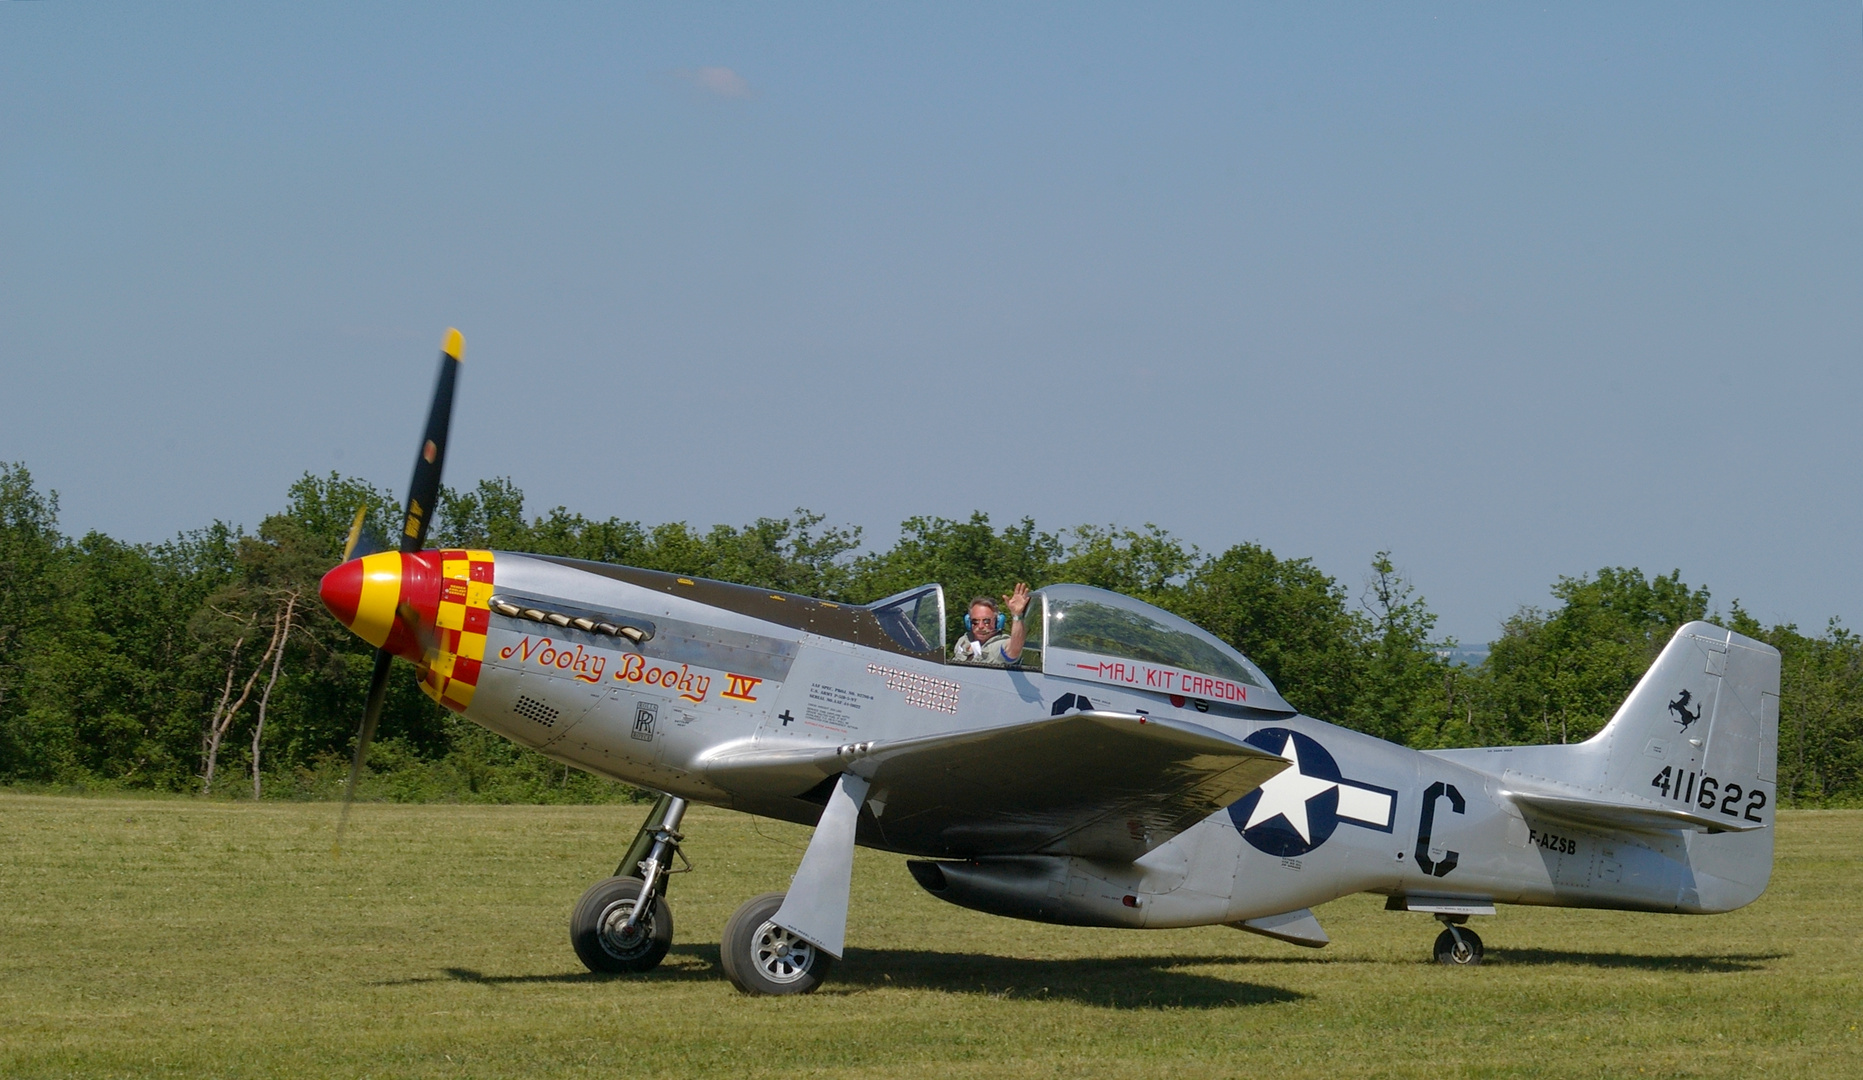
[399,549,1772,933]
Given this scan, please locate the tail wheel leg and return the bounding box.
[720,892,835,995]
[1432,915,1484,966]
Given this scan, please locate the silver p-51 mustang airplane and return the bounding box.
[320,333,1780,994]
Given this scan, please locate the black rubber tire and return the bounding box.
[1433,926,1484,966]
[719,891,834,995]
[570,876,672,973]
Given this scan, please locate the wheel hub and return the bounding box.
[751,920,815,984]
[598,899,653,959]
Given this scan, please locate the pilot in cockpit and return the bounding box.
[952,583,1031,666]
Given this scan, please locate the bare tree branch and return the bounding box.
[251,592,298,800]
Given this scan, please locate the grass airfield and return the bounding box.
[2,793,1858,1079]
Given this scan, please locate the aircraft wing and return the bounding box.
[703,711,1289,861]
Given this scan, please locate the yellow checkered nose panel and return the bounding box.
[417,550,495,712]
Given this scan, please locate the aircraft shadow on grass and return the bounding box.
[427,945,1303,1009]
[405,943,1783,1000]
[1486,949,1785,972]
[826,947,1303,1008]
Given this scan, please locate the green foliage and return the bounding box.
[1727,607,1863,806]
[0,462,247,787]
[3,462,1863,805]
[283,472,402,562]
[848,512,1065,619]
[0,463,64,773]
[1479,568,1709,745]
[1051,524,1198,600]
[435,478,864,598]
[1351,552,1457,747]
[1170,542,1367,724]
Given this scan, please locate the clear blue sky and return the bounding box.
[4,3,1860,645]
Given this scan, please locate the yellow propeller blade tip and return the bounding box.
[442,327,465,361]
[342,505,368,562]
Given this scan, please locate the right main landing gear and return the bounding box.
[570,794,689,974]
[719,892,835,995]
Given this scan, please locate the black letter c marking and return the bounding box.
[1415,781,1465,878]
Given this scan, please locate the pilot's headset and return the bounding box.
[962,599,1005,633]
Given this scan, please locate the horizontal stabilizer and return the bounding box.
[1504,790,1763,835]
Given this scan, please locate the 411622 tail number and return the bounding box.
[1650,766,1766,823]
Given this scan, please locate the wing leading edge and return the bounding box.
[704,711,1289,861]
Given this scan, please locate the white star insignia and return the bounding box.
[1243,733,1340,842]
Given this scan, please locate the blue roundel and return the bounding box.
[1227,728,1345,857]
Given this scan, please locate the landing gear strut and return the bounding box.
[570,794,689,974]
[1432,914,1483,966]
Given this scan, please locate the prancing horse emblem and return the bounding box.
[1668,689,1702,731]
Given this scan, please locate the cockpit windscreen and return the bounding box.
[1041,584,1271,690]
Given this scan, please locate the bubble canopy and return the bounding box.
[1038,584,1280,704]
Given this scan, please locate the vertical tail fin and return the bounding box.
[1591,622,1780,911]
[1591,621,1780,808]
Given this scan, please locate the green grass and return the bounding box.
[1,793,1858,1079]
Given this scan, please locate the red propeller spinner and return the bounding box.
[318,550,442,666]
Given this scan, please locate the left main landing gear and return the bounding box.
[570,794,689,974]
[571,876,672,972]
[1432,915,1484,966]
[716,772,864,995]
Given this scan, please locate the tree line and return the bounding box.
[1,461,1858,805]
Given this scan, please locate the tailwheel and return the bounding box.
[1432,924,1484,966]
[719,892,834,996]
[571,876,673,973]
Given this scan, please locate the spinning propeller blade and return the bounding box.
[340,506,390,562]
[342,507,368,562]
[399,326,462,555]
[334,649,395,851]
[331,328,464,853]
